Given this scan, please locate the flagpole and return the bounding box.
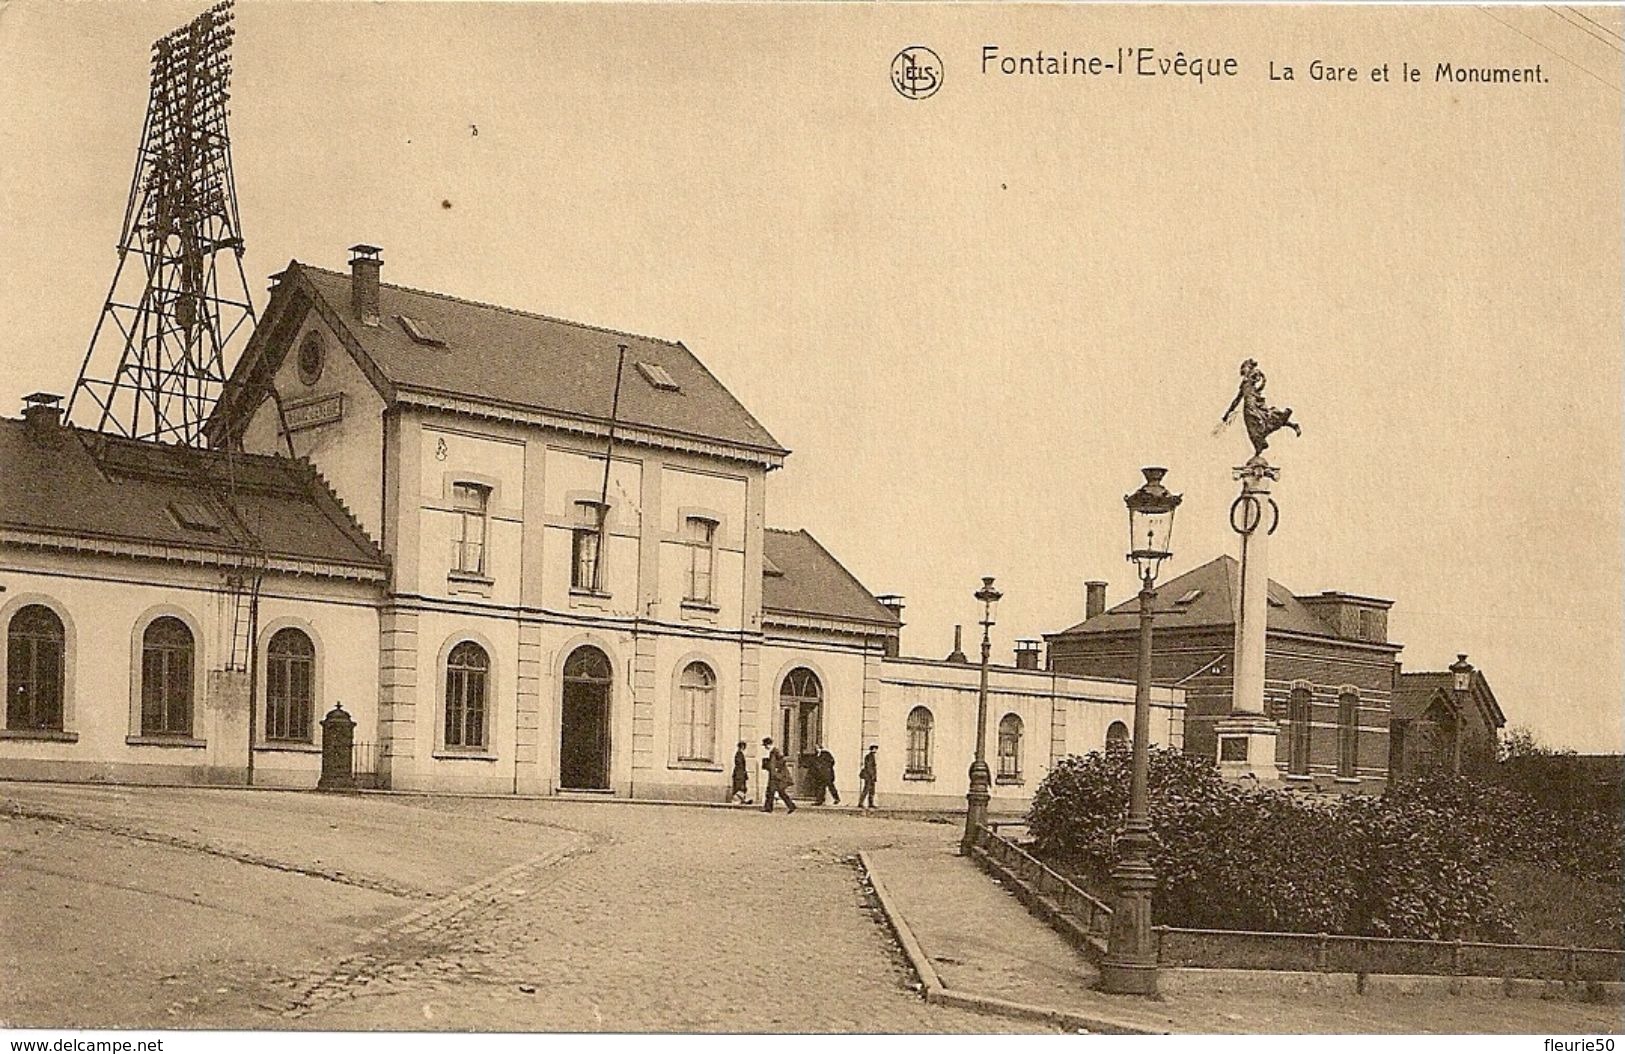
[595,345,628,591]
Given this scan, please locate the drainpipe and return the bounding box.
[244,566,264,787]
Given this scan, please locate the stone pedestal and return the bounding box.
[1215,713,1282,782]
[1220,456,1281,781]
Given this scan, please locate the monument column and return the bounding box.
[1215,455,1283,780]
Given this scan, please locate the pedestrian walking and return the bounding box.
[730,740,750,804]
[858,744,878,809]
[760,736,797,814]
[814,746,841,805]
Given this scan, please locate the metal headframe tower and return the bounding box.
[67,1,254,446]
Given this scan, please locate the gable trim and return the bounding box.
[396,386,787,469]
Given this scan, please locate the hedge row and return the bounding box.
[1026,748,1540,941]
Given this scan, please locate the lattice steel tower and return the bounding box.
[68,1,254,446]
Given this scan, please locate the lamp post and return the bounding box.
[959,575,1003,855]
[1101,467,1181,996]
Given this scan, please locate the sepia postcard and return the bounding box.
[0,1,1620,1045]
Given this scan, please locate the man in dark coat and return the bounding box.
[858,744,878,809]
[760,736,797,813]
[730,740,750,803]
[814,746,841,805]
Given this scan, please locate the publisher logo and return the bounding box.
[891,46,943,99]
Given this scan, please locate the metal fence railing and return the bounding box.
[970,824,1625,984]
[1156,927,1625,982]
[350,740,382,788]
[969,823,1114,942]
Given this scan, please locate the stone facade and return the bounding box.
[1,249,1185,803]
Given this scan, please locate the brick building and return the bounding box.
[1389,655,1505,778]
[1044,554,1401,791]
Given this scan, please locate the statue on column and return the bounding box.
[1219,358,1301,458]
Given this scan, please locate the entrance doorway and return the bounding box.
[560,645,612,790]
[778,667,823,798]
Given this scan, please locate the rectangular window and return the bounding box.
[141,646,192,736]
[1359,609,1383,642]
[1338,695,1359,777]
[997,736,1020,778]
[1288,689,1312,776]
[451,483,490,576]
[684,517,717,604]
[571,501,607,592]
[907,729,931,776]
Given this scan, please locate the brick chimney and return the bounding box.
[877,594,904,658]
[1014,639,1041,670]
[1085,580,1107,620]
[22,392,63,433]
[349,244,383,326]
[946,625,968,664]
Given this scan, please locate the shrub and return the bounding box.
[1026,749,1516,941]
[1385,771,1622,885]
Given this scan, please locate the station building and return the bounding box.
[0,247,1182,808]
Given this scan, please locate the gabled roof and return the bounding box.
[1048,555,1349,639]
[1392,675,1455,723]
[215,261,786,462]
[1394,669,1506,727]
[762,528,899,629]
[0,419,384,576]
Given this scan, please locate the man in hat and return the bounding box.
[761,736,797,814]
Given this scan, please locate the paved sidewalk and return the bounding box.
[869,839,1625,1034]
[866,842,1106,1008]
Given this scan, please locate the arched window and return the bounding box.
[1105,720,1129,752]
[141,616,194,737]
[997,714,1023,781]
[674,661,717,762]
[1287,686,1312,775]
[265,627,315,742]
[905,706,933,776]
[1338,692,1359,778]
[564,644,612,683]
[444,641,490,750]
[7,605,64,732]
[780,668,821,706]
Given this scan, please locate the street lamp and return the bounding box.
[1101,467,1181,996]
[959,575,1002,855]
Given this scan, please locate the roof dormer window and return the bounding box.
[396,314,446,347]
[636,361,680,392]
[169,499,221,533]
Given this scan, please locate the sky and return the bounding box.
[1,3,1620,752]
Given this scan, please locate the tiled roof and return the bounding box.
[1393,673,1453,722]
[235,263,786,459]
[1395,669,1505,726]
[762,528,899,628]
[0,419,384,574]
[1049,555,1340,638]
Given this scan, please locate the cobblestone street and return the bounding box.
[0,783,1026,1032]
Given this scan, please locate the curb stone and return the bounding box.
[856,850,1159,1035]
